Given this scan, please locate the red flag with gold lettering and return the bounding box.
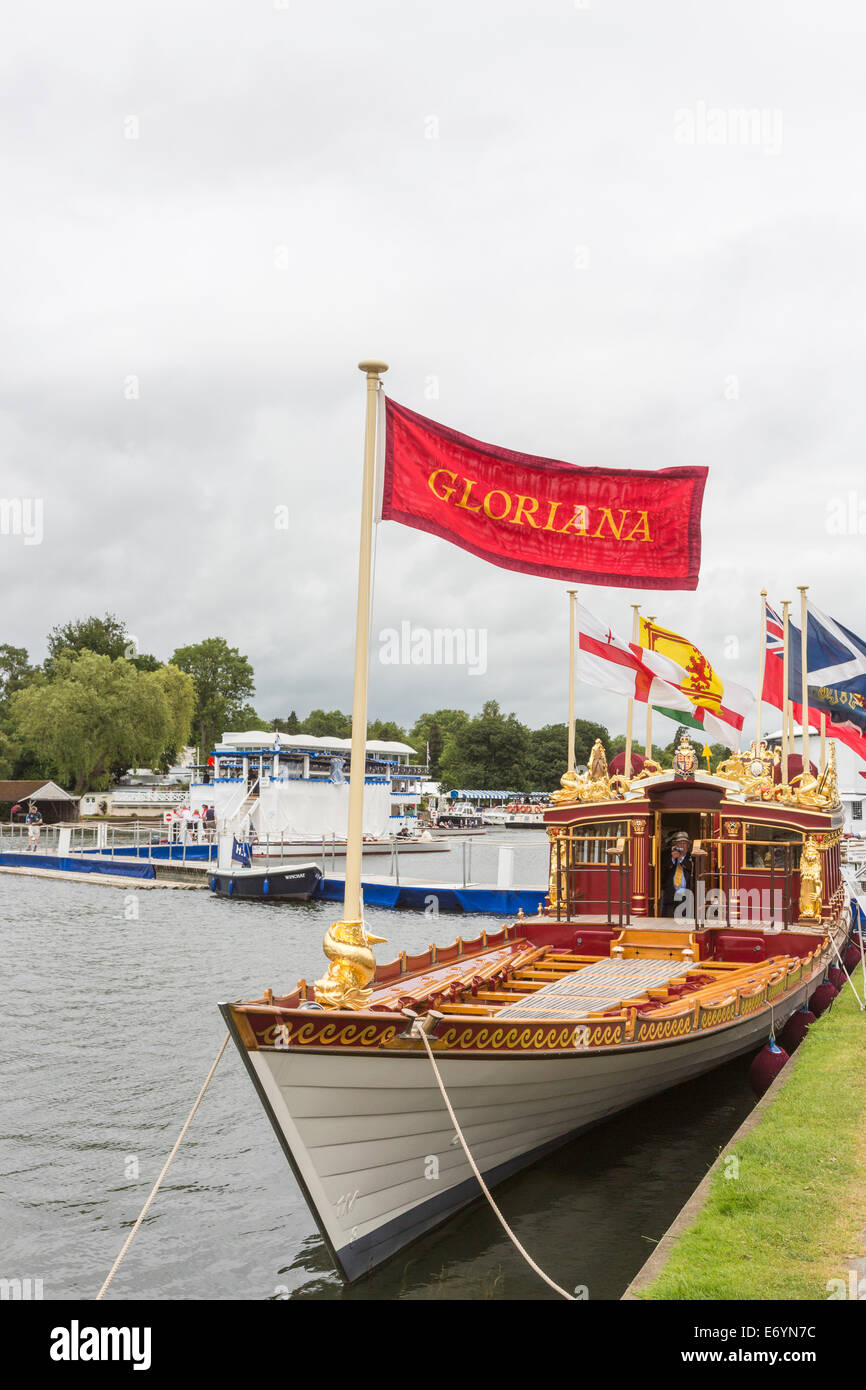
[379,398,707,590]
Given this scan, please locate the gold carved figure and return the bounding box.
[314,918,387,1010]
[798,837,823,922]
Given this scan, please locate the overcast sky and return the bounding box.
[2,0,865,748]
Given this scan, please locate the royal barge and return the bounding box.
[220,734,851,1283]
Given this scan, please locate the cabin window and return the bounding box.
[569,820,628,865]
[743,823,798,869]
[854,802,863,821]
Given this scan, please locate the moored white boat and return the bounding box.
[219,361,858,1289]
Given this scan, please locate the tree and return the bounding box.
[525,719,609,791]
[11,652,195,793]
[129,652,162,672]
[170,638,255,756]
[410,709,470,776]
[367,719,407,743]
[606,735,673,769]
[224,704,271,731]
[437,701,529,791]
[300,709,352,739]
[0,729,16,779]
[0,645,35,715]
[272,711,300,734]
[47,613,129,664]
[151,664,197,770]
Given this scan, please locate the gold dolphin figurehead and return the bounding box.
[314,918,388,1010]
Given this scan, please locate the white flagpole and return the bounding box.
[567,589,578,774]
[781,598,791,783]
[624,603,640,778]
[756,588,767,749]
[798,585,810,772]
[645,615,656,762]
[343,359,388,924]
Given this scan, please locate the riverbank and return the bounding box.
[625,965,866,1300]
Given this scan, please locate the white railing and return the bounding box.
[108,788,186,805]
[0,819,216,865]
[218,777,260,836]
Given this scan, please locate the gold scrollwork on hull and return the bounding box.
[637,1015,693,1042]
[699,1002,737,1027]
[262,1019,397,1048]
[436,1021,625,1051]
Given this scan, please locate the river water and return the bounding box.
[0,831,757,1301]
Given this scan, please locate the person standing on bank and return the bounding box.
[26,802,43,851]
[661,829,693,917]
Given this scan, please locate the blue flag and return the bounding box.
[232,836,252,868]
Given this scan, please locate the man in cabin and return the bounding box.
[661,829,693,917]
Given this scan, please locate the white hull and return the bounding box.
[223,982,810,1281]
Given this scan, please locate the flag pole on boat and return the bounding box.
[567,588,578,775]
[314,359,389,1010]
[756,588,767,750]
[781,598,791,784]
[624,603,640,779]
[344,359,388,923]
[644,615,656,764]
[797,585,810,774]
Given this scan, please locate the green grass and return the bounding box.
[636,966,866,1300]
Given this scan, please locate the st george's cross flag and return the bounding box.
[639,617,754,747]
[763,598,866,761]
[576,603,695,710]
[379,398,708,590]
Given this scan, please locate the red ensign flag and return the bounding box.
[380,399,708,590]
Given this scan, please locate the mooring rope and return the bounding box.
[414,1022,576,1300]
[830,934,865,1011]
[96,1033,229,1300]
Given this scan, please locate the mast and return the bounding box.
[567,589,578,775]
[781,598,791,784]
[624,603,640,779]
[343,359,388,924]
[645,615,656,763]
[756,588,767,749]
[797,585,810,774]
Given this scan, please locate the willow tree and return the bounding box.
[170,637,255,758]
[11,652,195,793]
